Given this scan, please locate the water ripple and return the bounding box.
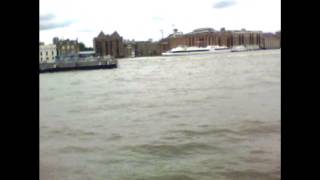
[126,142,219,157]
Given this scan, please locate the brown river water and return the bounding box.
[40,49,281,180]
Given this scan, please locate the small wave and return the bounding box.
[40,97,55,102]
[142,104,158,109]
[176,123,188,127]
[66,130,96,137]
[169,128,240,137]
[167,114,181,119]
[198,124,209,128]
[59,146,92,153]
[239,156,271,164]
[126,142,217,157]
[70,80,82,85]
[250,149,267,154]
[168,122,279,142]
[134,174,195,180]
[48,87,56,91]
[239,123,280,136]
[106,134,122,141]
[218,169,280,180]
[49,127,97,137]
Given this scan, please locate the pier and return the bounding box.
[39,56,118,73]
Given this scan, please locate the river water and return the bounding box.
[40,49,281,180]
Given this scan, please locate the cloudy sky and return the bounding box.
[40,0,280,47]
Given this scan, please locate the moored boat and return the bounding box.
[231,45,247,52]
[162,45,231,56]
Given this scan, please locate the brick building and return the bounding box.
[93,31,125,58]
[159,28,263,53]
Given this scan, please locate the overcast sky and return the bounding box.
[40,0,280,47]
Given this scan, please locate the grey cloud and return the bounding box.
[40,14,55,21]
[40,13,75,30]
[213,0,236,9]
[40,21,74,30]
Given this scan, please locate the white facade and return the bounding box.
[39,44,57,63]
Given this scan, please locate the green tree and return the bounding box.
[79,42,86,51]
[85,47,94,51]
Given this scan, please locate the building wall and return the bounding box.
[134,41,161,57]
[123,43,135,57]
[260,37,281,49]
[39,44,57,63]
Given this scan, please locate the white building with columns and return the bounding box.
[39,44,57,63]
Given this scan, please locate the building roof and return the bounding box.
[95,31,122,40]
[98,31,105,38]
[40,44,56,48]
[111,31,120,37]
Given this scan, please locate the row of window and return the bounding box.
[40,57,54,62]
[60,45,75,50]
[40,51,55,56]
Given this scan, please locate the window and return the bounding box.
[46,51,48,55]
[40,52,42,56]
[52,51,54,55]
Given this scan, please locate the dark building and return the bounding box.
[122,40,135,57]
[134,40,161,57]
[260,32,281,49]
[93,31,125,58]
[53,37,79,58]
[276,31,281,38]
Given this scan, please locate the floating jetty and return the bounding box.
[39,56,118,73]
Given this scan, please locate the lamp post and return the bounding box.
[160,29,163,39]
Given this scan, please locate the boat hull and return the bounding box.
[39,64,117,73]
[162,49,231,56]
[39,58,118,73]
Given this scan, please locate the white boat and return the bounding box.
[231,45,247,52]
[246,45,260,51]
[161,45,230,56]
[212,45,231,53]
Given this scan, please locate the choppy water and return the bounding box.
[40,50,281,180]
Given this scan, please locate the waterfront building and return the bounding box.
[53,37,80,58]
[93,31,125,58]
[39,44,57,63]
[159,28,262,53]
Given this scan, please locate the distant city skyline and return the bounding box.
[40,0,280,47]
